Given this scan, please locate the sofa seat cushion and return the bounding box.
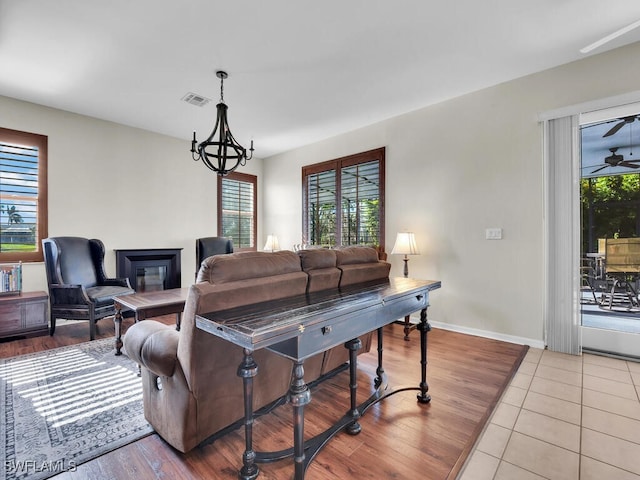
[86,285,135,305]
[335,246,391,287]
[338,263,391,286]
[306,269,342,293]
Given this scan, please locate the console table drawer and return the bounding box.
[273,290,428,360]
[380,290,428,319]
[294,305,380,359]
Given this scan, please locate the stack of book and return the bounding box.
[0,263,22,294]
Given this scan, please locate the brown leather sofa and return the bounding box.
[124,247,390,453]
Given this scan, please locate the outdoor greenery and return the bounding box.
[309,202,336,246]
[0,204,24,225]
[342,198,379,246]
[0,243,33,251]
[581,173,640,253]
[309,198,380,247]
[0,203,36,252]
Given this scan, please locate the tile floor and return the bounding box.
[459,347,640,479]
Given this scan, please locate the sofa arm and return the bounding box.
[124,321,180,377]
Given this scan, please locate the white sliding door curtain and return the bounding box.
[544,115,581,355]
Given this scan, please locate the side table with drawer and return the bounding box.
[0,291,49,339]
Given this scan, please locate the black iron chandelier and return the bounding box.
[191,71,254,176]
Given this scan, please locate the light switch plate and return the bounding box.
[485,228,503,240]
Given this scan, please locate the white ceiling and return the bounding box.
[2,1,640,159]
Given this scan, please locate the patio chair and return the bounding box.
[581,258,599,305]
[599,238,640,311]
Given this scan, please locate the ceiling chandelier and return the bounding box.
[191,71,254,176]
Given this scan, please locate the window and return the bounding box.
[0,128,48,262]
[302,147,385,249]
[217,171,257,251]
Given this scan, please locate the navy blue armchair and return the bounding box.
[42,237,134,340]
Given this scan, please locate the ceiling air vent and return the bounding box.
[182,92,211,107]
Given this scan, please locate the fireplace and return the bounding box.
[115,248,182,293]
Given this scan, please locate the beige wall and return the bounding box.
[5,41,640,345]
[1,95,263,292]
[262,41,640,345]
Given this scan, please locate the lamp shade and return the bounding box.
[263,235,280,252]
[391,232,419,256]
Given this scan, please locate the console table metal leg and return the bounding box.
[288,360,311,480]
[238,349,259,480]
[403,314,412,340]
[417,307,432,403]
[374,327,386,388]
[345,338,362,435]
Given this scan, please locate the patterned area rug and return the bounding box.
[0,339,153,480]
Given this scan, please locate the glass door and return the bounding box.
[580,110,640,358]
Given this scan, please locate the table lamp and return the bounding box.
[263,234,280,252]
[391,232,419,277]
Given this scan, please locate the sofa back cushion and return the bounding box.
[298,248,337,270]
[335,246,380,266]
[196,250,303,284]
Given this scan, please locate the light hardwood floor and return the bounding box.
[1,316,527,479]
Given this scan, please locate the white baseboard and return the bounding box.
[428,320,546,350]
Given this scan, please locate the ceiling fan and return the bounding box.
[602,115,640,138]
[590,147,640,174]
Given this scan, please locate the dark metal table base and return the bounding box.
[237,308,431,480]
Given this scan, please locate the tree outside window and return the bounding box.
[0,128,48,262]
[303,148,385,250]
[581,173,640,253]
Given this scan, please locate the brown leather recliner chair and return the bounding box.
[124,250,385,453]
[42,236,134,340]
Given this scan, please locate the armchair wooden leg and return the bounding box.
[89,307,97,341]
[49,315,56,336]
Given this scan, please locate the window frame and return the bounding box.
[0,127,48,263]
[217,171,257,252]
[302,147,385,250]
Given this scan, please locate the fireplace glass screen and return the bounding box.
[136,266,167,292]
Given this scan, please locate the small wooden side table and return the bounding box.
[113,287,189,355]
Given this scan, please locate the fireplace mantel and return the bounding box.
[115,248,182,293]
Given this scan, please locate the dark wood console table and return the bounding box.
[196,277,441,479]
